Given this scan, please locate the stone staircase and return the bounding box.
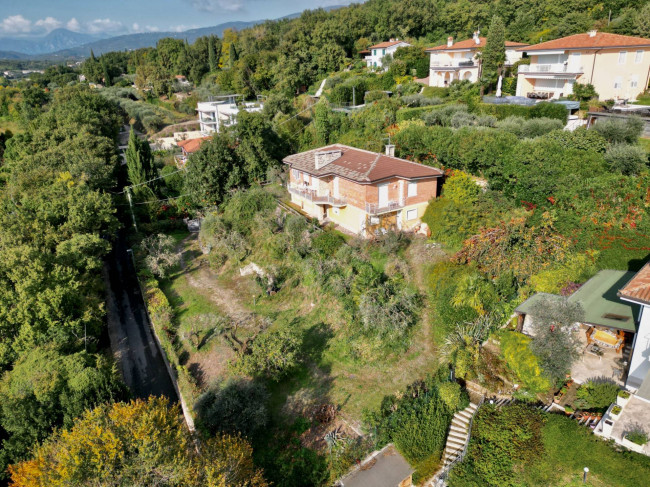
[440,402,478,468]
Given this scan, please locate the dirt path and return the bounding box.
[177,234,253,323]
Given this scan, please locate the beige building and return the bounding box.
[426,31,527,87]
[516,31,650,101]
[283,144,442,237]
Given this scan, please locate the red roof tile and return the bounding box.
[369,40,409,49]
[519,32,650,51]
[618,262,650,305]
[177,136,211,153]
[283,144,443,183]
[426,37,528,51]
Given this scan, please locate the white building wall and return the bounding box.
[628,305,650,389]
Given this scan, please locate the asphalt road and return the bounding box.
[104,232,178,401]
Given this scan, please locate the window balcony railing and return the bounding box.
[431,60,476,68]
[519,63,583,74]
[365,199,405,215]
[288,185,347,207]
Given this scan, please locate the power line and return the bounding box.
[275,103,316,128]
[116,168,186,194]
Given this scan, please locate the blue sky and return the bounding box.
[0,0,357,37]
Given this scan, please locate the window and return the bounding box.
[373,49,376,56]
[291,169,299,180]
[631,76,639,89]
[635,50,644,63]
[406,209,418,221]
[618,51,627,64]
[382,49,386,55]
[407,182,417,197]
[614,76,622,89]
[304,174,310,185]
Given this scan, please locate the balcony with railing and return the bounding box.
[288,186,347,207]
[519,63,583,74]
[431,59,476,69]
[365,199,405,215]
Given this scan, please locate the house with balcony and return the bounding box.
[365,39,410,69]
[197,95,264,135]
[426,31,527,87]
[283,144,443,237]
[516,31,650,100]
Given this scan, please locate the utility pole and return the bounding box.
[126,186,138,232]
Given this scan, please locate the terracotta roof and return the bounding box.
[369,40,408,49]
[618,262,650,305]
[519,32,650,51]
[282,144,443,183]
[177,136,211,153]
[427,37,528,51]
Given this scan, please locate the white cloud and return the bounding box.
[186,0,245,12]
[35,17,63,33]
[0,15,32,34]
[171,24,199,32]
[67,18,81,32]
[86,18,124,34]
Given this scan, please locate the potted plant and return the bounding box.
[623,429,648,453]
[617,390,631,407]
[611,405,622,418]
[564,405,574,415]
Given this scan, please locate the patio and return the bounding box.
[571,325,628,386]
[609,396,650,454]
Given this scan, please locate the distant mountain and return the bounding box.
[0,29,104,56]
[0,6,344,61]
[42,21,261,60]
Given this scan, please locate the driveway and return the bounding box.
[104,233,178,400]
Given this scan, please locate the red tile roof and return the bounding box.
[283,144,443,183]
[177,136,211,154]
[427,37,528,51]
[519,32,650,51]
[618,262,650,305]
[369,40,408,49]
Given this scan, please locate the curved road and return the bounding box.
[104,232,178,400]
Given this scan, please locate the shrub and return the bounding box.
[571,83,599,102]
[312,231,345,257]
[421,86,449,98]
[364,90,388,103]
[422,104,468,126]
[530,102,568,124]
[612,405,622,415]
[400,94,443,107]
[618,390,630,399]
[396,105,440,122]
[496,116,564,138]
[541,127,608,153]
[194,379,269,438]
[438,382,463,412]
[592,116,644,144]
[139,233,180,279]
[499,331,550,393]
[364,376,455,464]
[234,327,301,381]
[575,380,619,410]
[605,143,648,175]
[625,429,649,446]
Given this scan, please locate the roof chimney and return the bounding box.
[447,37,453,47]
[314,149,342,170]
[385,144,395,157]
[588,29,597,37]
[473,31,480,45]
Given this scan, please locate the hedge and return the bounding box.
[476,102,568,124]
[396,104,447,122]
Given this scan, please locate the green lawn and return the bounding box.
[639,138,650,153]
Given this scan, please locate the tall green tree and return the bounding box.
[125,128,155,197]
[481,15,507,91]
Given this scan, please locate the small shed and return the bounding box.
[338,444,414,487]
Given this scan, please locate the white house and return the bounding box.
[426,31,528,87]
[365,39,411,69]
[197,95,264,135]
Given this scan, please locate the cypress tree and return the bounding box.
[208,36,217,72]
[125,128,155,198]
[481,15,506,90]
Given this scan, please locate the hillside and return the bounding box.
[0,29,103,56]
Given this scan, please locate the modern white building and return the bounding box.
[365,39,411,69]
[426,32,527,87]
[197,95,264,135]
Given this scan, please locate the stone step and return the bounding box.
[456,410,473,421]
[449,423,468,433]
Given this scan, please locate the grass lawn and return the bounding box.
[523,415,650,487]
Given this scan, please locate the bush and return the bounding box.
[400,94,443,107]
[477,101,568,123]
[421,86,449,98]
[194,379,269,438]
[605,144,648,175]
[499,331,550,393]
[530,102,568,124]
[592,116,644,144]
[396,105,440,122]
[541,127,608,153]
[234,327,301,381]
[312,231,345,256]
[496,116,564,138]
[625,429,649,446]
[422,104,468,126]
[364,376,455,464]
[571,83,599,102]
[575,380,619,410]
